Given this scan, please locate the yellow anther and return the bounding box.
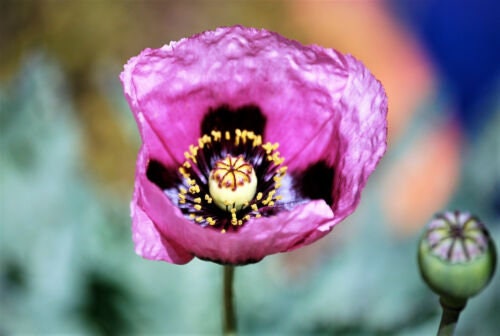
[256,192,263,201]
[272,153,285,165]
[184,151,194,161]
[251,204,259,211]
[183,162,191,169]
[253,135,262,147]
[207,217,216,226]
[195,216,203,223]
[204,194,213,203]
[225,131,231,140]
[179,187,187,194]
[189,144,198,157]
[262,190,275,206]
[262,143,273,154]
[211,130,221,141]
[179,167,189,178]
[262,142,279,154]
[194,204,202,211]
[235,129,242,145]
[189,214,196,219]
[221,229,226,234]
[230,210,237,223]
[238,220,243,226]
[202,134,211,143]
[194,197,201,203]
[241,130,248,143]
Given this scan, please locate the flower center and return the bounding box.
[208,155,257,211]
[174,128,287,232]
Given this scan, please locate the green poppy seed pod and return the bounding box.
[418,211,497,302]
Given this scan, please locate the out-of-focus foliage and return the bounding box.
[1,1,499,335]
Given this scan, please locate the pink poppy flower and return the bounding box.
[120,26,387,265]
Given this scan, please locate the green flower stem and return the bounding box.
[223,265,237,336]
[437,297,466,336]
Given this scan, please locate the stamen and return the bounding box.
[252,135,262,147]
[189,144,198,157]
[211,130,221,141]
[235,129,242,146]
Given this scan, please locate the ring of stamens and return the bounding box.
[175,128,287,232]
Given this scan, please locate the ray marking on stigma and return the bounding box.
[176,128,287,232]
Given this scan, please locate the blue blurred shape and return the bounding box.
[392,0,500,135]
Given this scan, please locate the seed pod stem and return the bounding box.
[437,297,466,336]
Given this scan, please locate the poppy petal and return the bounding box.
[131,147,194,264]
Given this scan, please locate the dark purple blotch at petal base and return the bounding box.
[146,160,180,190]
[201,105,267,137]
[293,161,335,206]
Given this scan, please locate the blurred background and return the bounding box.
[1,0,499,335]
